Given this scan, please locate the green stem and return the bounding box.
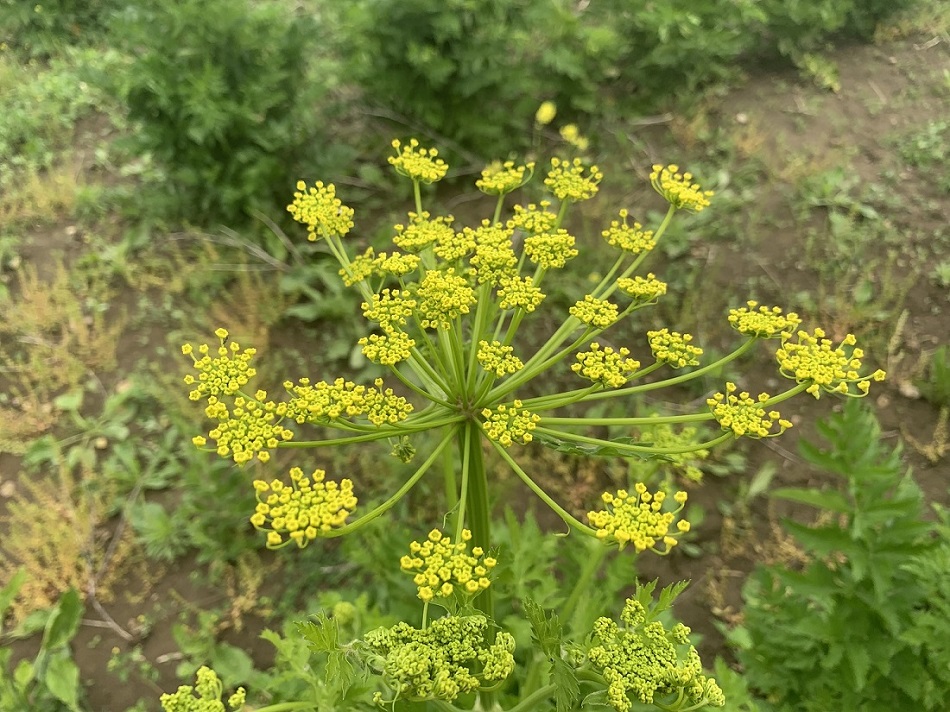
[277,415,463,449]
[318,427,457,537]
[560,539,608,625]
[252,703,317,712]
[504,683,557,712]
[541,412,714,427]
[490,441,598,537]
[534,425,733,456]
[596,204,676,302]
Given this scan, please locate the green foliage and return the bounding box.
[899,119,950,193]
[114,0,330,226]
[731,400,946,711]
[919,345,950,408]
[0,0,122,57]
[1,581,85,711]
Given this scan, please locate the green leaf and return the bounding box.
[297,614,338,652]
[42,589,83,651]
[772,487,851,513]
[43,653,81,711]
[0,569,27,624]
[522,598,578,712]
[13,658,34,689]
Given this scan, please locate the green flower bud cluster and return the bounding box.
[589,597,724,712]
[481,401,541,446]
[388,139,449,184]
[195,390,294,464]
[288,180,354,240]
[284,377,413,426]
[399,528,497,602]
[251,467,357,548]
[182,329,256,401]
[728,301,802,338]
[650,164,714,213]
[602,210,656,254]
[572,342,640,388]
[648,329,703,368]
[477,340,524,378]
[616,273,667,304]
[777,328,886,398]
[570,295,619,329]
[364,615,515,703]
[707,383,792,438]
[477,160,535,195]
[587,485,689,552]
[160,666,245,712]
[393,212,455,253]
[544,157,603,201]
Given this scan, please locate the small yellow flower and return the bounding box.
[707,383,792,438]
[545,157,603,202]
[393,211,455,253]
[570,295,619,329]
[477,341,525,377]
[481,401,541,447]
[389,139,448,184]
[287,181,354,240]
[251,468,357,548]
[602,210,656,254]
[523,229,578,269]
[535,101,557,126]
[776,329,885,398]
[399,529,497,602]
[588,486,689,553]
[496,274,546,312]
[728,301,801,338]
[559,124,589,151]
[477,161,535,195]
[650,164,713,212]
[616,274,667,304]
[572,343,640,388]
[648,329,702,368]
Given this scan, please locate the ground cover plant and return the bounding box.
[0,0,948,710]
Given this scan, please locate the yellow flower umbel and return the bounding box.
[728,301,801,338]
[399,529,497,603]
[544,157,603,202]
[650,164,713,212]
[648,329,703,368]
[182,329,256,401]
[476,161,535,196]
[477,340,524,378]
[707,383,792,438]
[602,210,656,254]
[250,467,358,548]
[481,401,541,446]
[588,485,690,553]
[572,343,641,389]
[617,274,667,304]
[535,100,557,126]
[287,180,354,240]
[389,139,449,184]
[776,329,886,397]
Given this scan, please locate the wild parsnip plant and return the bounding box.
[169,140,884,712]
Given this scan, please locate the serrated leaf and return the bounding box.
[654,580,689,617]
[297,614,338,652]
[522,598,578,712]
[326,650,356,697]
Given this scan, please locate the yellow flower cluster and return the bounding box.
[250,467,357,548]
[476,340,524,377]
[648,329,702,368]
[570,295,619,329]
[287,180,355,240]
[393,212,455,253]
[602,210,656,254]
[572,343,641,388]
[434,226,477,262]
[535,100,557,125]
[616,274,667,304]
[728,301,801,338]
[399,529,497,602]
[476,160,535,195]
[588,485,690,553]
[362,289,417,330]
[182,329,256,400]
[559,124,590,152]
[285,377,413,426]
[468,221,517,285]
[508,201,558,235]
[497,274,546,312]
[358,330,416,366]
[416,268,475,330]
[707,383,792,437]
[197,391,294,464]
[481,400,541,447]
[523,229,579,269]
[776,329,886,398]
[544,157,603,202]
[341,247,377,286]
[375,251,421,278]
[650,164,713,212]
[388,139,448,184]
